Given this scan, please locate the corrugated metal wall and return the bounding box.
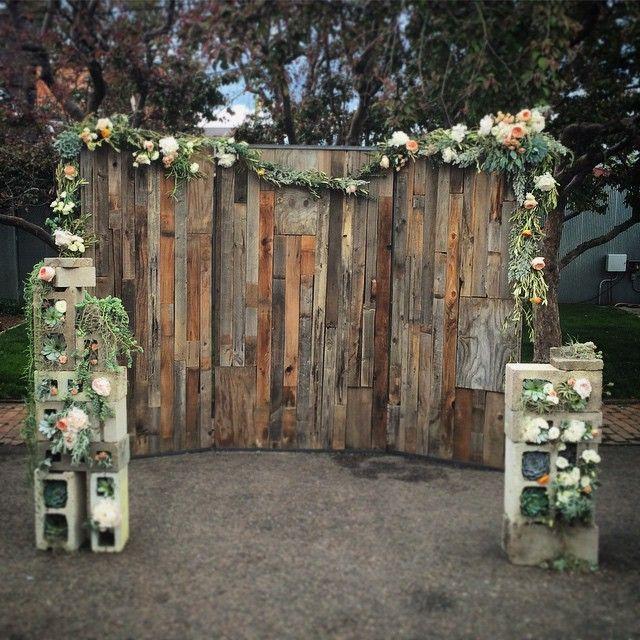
[559,189,640,304]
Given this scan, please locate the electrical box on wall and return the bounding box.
[605,253,627,272]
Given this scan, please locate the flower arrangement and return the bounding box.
[552,449,600,524]
[49,108,570,339]
[521,377,591,413]
[520,417,598,444]
[38,404,93,464]
[91,498,121,531]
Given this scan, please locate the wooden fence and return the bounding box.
[82,146,518,467]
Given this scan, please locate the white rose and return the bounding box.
[53,228,75,247]
[548,426,560,440]
[388,131,410,147]
[581,449,601,464]
[345,184,357,195]
[92,499,122,531]
[217,152,237,168]
[159,136,180,156]
[379,155,390,169]
[531,109,545,133]
[546,394,560,405]
[54,300,67,314]
[478,115,493,136]
[533,172,557,192]
[492,121,512,143]
[189,162,200,174]
[556,456,569,469]
[522,423,541,443]
[65,406,89,431]
[559,467,580,487]
[135,153,151,166]
[63,430,76,449]
[542,382,554,395]
[572,377,592,400]
[96,117,113,131]
[91,377,112,397]
[580,476,591,488]
[563,420,587,443]
[450,124,468,143]
[441,147,458,163]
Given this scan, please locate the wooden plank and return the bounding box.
[427,299,444,454]
[256,190,275,446]
[275,188,318,235]
[453,387,473,461]
[348,190,367,386]
[93,148,111,283]
[148,168,161,420]
[417,328,433,455]
[232,201,247,366]
[471,389,486,463]
[433,166,451,253]
[185,367,200,449]
[173,185,188,449]
[438,191,463,459]
[399,322,420,453]
[187,155,214,234]
[213,367,255,448]
[420,164,439,328]
[218,167,235,365]
[107,149,122,299]
[269,276,285,446]
[283,235,300,405]
[456,297,517,392]
[199,233,213,448]
[245,173,260,365]
[121,152,136,281]
[470,171,492,297]
[483,391,506,468]
[346,387,373,450]
[371,188,393,449]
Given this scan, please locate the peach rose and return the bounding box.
[530,296,543,304]
[405,139,419,153]
[56,417,68,432]
[530,257,545,270]
[143,140,155,152]
[523,193,538,210]
[63,164,78,179]
[38,266,56,282]
[516,109,532,122]
[58,354,68,365]
[91,377,112,397]
[511,124,526,139]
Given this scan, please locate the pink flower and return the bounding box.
[530,257,545,270]
[516,109,532,122]
[38,266,55,282]
[405,140,419,153]
[143,140,155,152]
[345,184,357,195]
[572,377,592,400]
[91,377,111,397]
[65,406,89,431]
[523,193,538,210]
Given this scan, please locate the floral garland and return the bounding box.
[50,108,570,337]
[521,376,592,413]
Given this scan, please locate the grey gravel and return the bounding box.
[1,446,639,640]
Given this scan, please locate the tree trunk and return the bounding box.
[533,207,563,361]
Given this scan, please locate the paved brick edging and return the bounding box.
[1,401,639,447]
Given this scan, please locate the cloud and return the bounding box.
[200,104,253,129]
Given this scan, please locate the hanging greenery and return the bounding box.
[50,108,570,338]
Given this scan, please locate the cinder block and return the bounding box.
[549,347,603,372]
[37,436,130,471]
[502,517,562,566]
[561,523,598,565]
[504,409,603,443]
[35,400,101,443]
[34,370,87,402]
[504,363,602,412]
[34,469,86,551]
[88,466,129,553]
[53,266,96,288]
[100,396,128,441]
[44,257,94,268]
[91,367,128,401]
[504,439,558,524]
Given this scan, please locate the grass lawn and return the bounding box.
[0,304,638,401]
[522,304,640,400]
[0,322,28,400]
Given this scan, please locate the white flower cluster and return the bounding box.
[521,417,595,444]
[555,448,601,507]
[50,191,76,215]
[92,498,122,531]
[476,108,546,146]
[53,228,85,253]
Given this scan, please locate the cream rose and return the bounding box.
[345,184,357,195]
[547,426,560,440]
[65,406,89,431]
[563,419,587,442]
[556,456,569,469]
[92,499,122,531]
[217,152,237,168]
[531,257,545,270]
[531,109,546,133]
[533,172,557,192]
[189,162,200,174]
[159,136,179,156]
[91,377,112,397]
[96,117,113,132]
[388,131,410,147]
[581,449,601,464]
[572,377,592,400]
[38,266,56,282]
[379,155,390,169]
[450,124,467,143]
[523,193,538,210]
[478,115,493,136]
[441,147,458,163]
[54,300,67,314]
[63,430,76,449]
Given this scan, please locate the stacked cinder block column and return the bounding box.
[33,257,130,553]
[502,351,603,566]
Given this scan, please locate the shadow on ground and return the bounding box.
[1,446,639,640]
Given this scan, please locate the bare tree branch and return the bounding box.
[0,215,56,250]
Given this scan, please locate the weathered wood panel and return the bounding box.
[85,148,516,467]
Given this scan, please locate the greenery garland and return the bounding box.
[50,108,570,338]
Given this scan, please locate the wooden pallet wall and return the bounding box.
[83,146,518,468]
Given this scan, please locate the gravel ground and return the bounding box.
[1,445,639,640]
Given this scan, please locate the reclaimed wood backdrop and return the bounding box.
[82,146,518,468]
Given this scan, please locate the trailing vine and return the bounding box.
[50,108,570,338]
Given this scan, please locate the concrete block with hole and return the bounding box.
[34,469,86,551]
[37,435,130,472]
[504,409,603,443]
[88,466,129,553]
[549,347,604,372]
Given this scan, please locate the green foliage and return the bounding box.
[96,477,115,498]
[41,335,67,364]
[43,480,67,509]
[42,306,64,329]
[0,323,29,400]
[53,131,83,161]
[520,487,550,519]
[44,514,68,541]
[543,554,598,573]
